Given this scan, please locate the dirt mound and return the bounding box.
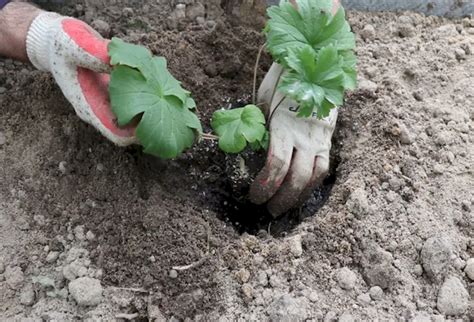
[1,1,473,320]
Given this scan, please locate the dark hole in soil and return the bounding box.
[214,166,338,237]
[129,99,340,237]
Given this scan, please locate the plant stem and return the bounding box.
[253,43,267,105]
[201,133,219,140]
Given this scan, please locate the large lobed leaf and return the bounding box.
[108,38,201,159]
[265,0,355,63]
[279,46,346,118]
[211,105,267,154]
[265,0,357,119]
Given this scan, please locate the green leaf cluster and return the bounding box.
[211,105,268,153]
[265,0,357,118]
[108,38,202,159]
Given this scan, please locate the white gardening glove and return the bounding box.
[249,63,338,217]
[26,12,137,146]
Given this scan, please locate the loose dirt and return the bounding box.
[0,1,473,320]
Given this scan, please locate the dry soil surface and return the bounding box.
[0,1,473,321]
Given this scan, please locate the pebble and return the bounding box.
[58,161,67,174]
[398,123,413,145]
[68,277,103,306]
[169,269,178,279]
[122,7,134,17]
[453,258,466,270]
[91,19,110,38]
[360,24,376,41]
[413,264,424,276]
[236,268,250,284]
[241,283,254,301]
[186,2,205,20]
[86,230,95,241]
[5,266,25,290]
[339,313,355,322]
[359,79,378,92]
[325,311,337,322]
[361,242,397,289]
[436,276,469,315]
[256,271,268,286]
[196,16,205,25]
[421,236,453,279]
[46,251,60,263]
[96,163,104,172]
[412,312,431,322]
[74,226,86,241]
[20,284,35,306]
[369,286,383,300]
[464,258,474,280]
[357,293,371,305]
[288,234,303,257]
[455,48,466,61]
[267,295,310,321]
[346,188,369,218]
[336,267,357,290]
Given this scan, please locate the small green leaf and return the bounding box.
[249,130,270,151]
[211,105,267,154]
[279,46,345,118]
[109,39,201,159]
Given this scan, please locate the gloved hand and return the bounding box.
[26,12,137,146]
[249,63,338,217]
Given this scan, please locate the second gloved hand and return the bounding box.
[249,63,338,217]
[26,12,137,146]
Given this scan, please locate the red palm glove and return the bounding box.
[26,12,137,146]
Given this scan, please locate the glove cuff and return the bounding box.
[26,12,62,71]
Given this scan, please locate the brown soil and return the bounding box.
[1,1,473,321]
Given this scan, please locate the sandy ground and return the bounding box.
[0,1,473,321]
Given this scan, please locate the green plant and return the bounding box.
[264,0,357,118]
[211,105,268,153]
[108,38,201,159]
[107,0,356,158]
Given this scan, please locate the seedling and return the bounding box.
[107,0,356,158]
[264,0,357,118]
[108,38,201,159]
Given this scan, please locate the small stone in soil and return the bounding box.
[69,277,103,306]
[267,295,310,321]
[91,19,110,38]
[336,267,357,290]
[339,312,355,322]
[360,24,376,41]
[236,268,250,284]
[58,161,67,174]
[5,266,25,290]
[369,286,383,300]
[287,234,303,257]
[20,284,35,306]
[421,236,453,280]
[361,242,397,289]
[436,276,469,315]
[169,269,178,279]
[464,258,474,281]
[241,283,253,301]
[86,230,95,241]
[357,293,371,305]
[46,251,60,263]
